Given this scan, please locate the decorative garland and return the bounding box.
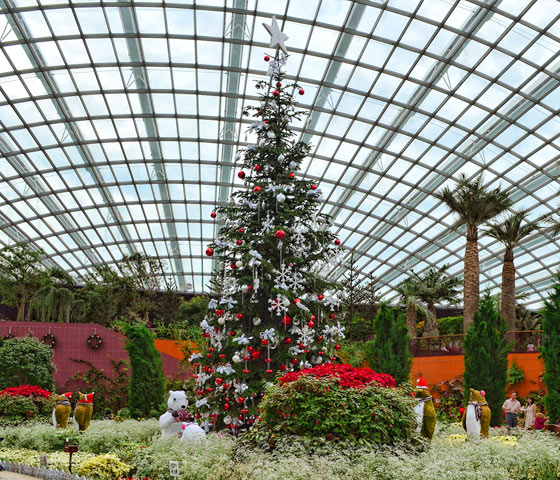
[87,334,103,350]
[42,333,56,348]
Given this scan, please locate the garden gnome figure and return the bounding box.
[414,377,436,439]
[73,392,94,431]
[462,388,491,439]
[52,392,73,428]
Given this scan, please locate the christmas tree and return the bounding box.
[192,17,345,431]
[542,272,560,424]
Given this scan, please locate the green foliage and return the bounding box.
[0,337,56,390]
[154,296,209,339]
[338,340,367,367]
[124,324,165,418]
[463,295,509,426]
[438,316,464,335]
[507,360,525,386]
[258,375,419,448]
[66,359,129,417]
[76,453,130,480]
[0,394,55,425]
[366,304,411,384]
[433,377,464,422]
[541,272,560,423]
[0,243,46,321]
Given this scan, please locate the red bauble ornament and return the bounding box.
[238,227,245,233]
[280,364,287,371]
[236,239,243,245]
[229,330,236,336]
[283,337,291,344]
[335,344,341,351]
[215,378,223,385]
[266,369,273,374]
[299,88,305,95]
[264,55,270,61]
[335,239,341,245]
[236,313,243,320]
[307,321,315,328]
[237,171,245,179]
[205,247,214,256]
[264,119,270,124]
[293,298,301,304]
[261,339,268,346]
[243,369,250,374]
[276,82,282,87]
[247,285,253,291]
[298,343,305,349]
[276,229,286,239]
[310,314,316,321]
[318,335,323,341]
[230,262,236,269]
[282,315,291,325]
[216,309,224,316]
[289,172,295,178]
[311,184,317,190]
[318,351,324,356]
[224,403,231,410]
[317,294,324,301]
[241,409,248,414]
[329,313,335,319]
[237,397,245,404]
[255,165,262,171]
[265,358,272,363]
[273,90,280,96]
[254,186,262,192]
[291,358,298,365]
[206,353,212,358]
[210,211,217,218]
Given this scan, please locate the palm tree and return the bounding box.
[485,210,540,332]
[435,174,511,331]
[395,278,425,339]
[413,264,462,336]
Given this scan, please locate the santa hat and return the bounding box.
[63,392,73,398]
[416,377,428,389]
[84,393,94,403]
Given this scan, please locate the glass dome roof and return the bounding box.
[0,0,558,307]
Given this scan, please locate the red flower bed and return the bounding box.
[0,385,52,398]
[278,363,395,388]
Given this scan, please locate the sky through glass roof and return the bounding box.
[0,0,558,307]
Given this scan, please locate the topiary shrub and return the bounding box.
[0,337,56,391]
[0,385,55,425]
[438,316,464,335]
[240,363,422,455]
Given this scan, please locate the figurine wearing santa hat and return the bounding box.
[52,392,73,429]
[414,377,436,439]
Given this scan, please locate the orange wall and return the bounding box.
[411,352,545,398]
[154,339,199,361]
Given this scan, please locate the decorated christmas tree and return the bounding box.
[191,17,345,431]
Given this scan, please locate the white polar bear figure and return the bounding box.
[180,421,206,444]
[159,390,188,439]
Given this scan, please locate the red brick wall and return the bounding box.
[0,321,188,391]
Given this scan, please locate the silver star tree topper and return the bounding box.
[263,16,289,56]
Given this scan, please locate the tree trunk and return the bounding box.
[17,301,25,322]
[424,303,439,336]
[406,302,417,339]
[501,249,516,333]
[463,227,480,332]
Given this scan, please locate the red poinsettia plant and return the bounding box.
[0,385,52,398]
[278,363,395,388]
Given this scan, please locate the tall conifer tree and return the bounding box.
[542,272,560,423]
[366,303,411,384]
[463,295,508,426]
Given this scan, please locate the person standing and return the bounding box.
[502,392,522,430]
[522,397,536,429]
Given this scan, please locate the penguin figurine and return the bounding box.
[414,377,436,439]
[52,392,73,428]
[462,388,491,439]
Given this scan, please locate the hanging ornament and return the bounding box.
[255,165,262,172]
[236,260,243,268]
[236,313,243,320]
[264,55,270,62]
[335,239,341,245]
[253,317,262,326]
[218,317,226,325]
[307,321,315,328]
[205,247,214,256]
[254,186,262,192]
[232,354,242,363]
[329,313,335,320]
[278,154,285,162]
[273,90,280,96]
[317,294,324,301]
[275,229,286,239]
[310,184,317,190]
[241,285,249,294]
[276,81,282,87]
[282,297,290,307]
[267,130,276,139]
[238,228,245,233]
[238,171,245,179]
[299,88,305,95]
[293,298,301,304]
[289,161,298,169]
[277,193,286,203]
[289,172,295,178]
[335,344,341,351]
[211,211,217,218]
[234,152,242,161]
[237,240,243,245]
[282,315,291,325]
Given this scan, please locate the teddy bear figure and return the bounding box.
[414,377,436,439]
[52,392,73,429]
[462,388,491,439]
[160,390,189,438]
[73,392,94,431]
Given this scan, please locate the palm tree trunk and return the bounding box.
[406,302,417,339]
[501,248,516,332]
[463,226,480,331]
[424,303,439,336]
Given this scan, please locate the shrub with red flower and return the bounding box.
[278,363,395,389]
[0,385,52,398]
